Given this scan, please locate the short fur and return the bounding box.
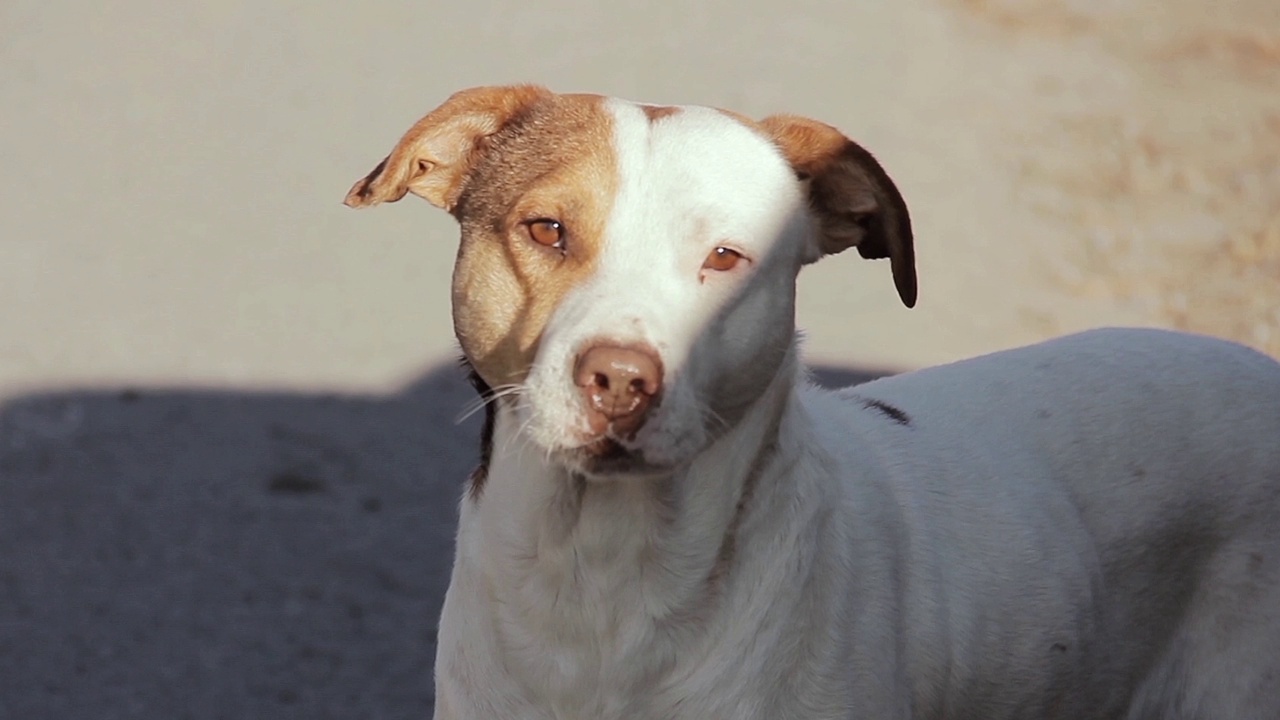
[346,85,1280,720]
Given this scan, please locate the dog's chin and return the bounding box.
[553,438,674,481]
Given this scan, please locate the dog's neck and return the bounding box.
[466,346,806,648]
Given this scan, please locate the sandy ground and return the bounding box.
[1,0,1276,718]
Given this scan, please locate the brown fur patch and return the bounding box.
[344,84,553,210]
[714,107,766,134]
[345,86,620,499]
[344,87,618,388]
[449,93,619,388]
[641,104,681,123]
[758,114,918,308]
[757,115,850,179]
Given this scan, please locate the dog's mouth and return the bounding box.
[583,437,628,458]
[556,436,668,479]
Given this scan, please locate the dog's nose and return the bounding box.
[574,344,662,437]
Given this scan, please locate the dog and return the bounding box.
[344,85,1280,719]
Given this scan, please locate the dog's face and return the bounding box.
[346,86,914,478]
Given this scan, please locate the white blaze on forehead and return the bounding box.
[605,99,805,261]
[601,101,806,267]
[538,102,810,385]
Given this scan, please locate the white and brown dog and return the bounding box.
[345,85,1280,720]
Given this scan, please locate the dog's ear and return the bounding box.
[760,115,916,308]
[343,85,551,212]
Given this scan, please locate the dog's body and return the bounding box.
[346,86,1280,719]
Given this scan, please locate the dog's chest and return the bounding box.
[495,587,771,720]
[493,533,686,711]
[476,489,772,718]
[485,540,839,720]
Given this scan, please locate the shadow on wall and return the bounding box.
[0,360,893,720]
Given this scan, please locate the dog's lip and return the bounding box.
[582,437,628,458]
[556,437,669,478]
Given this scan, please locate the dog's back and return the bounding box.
[820,327,1280,718]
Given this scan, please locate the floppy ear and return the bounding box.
[759,115,917,308]
[343,84,551,212]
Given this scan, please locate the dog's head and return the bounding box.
[346,85,913,479]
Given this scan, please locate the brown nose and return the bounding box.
[574,344,663,438]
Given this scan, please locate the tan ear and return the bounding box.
[759,115,917,308]
[343,84,551,211]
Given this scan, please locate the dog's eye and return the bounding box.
[703,246,744,272]
[526,219,565,250]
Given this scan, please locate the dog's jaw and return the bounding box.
[553,445,670,482]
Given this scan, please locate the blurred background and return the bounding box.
[2,0,1277,718]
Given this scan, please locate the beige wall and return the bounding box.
[2,0,1276,398]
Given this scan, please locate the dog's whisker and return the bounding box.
[455,384,524,424]
[498,398,540,458]
[697,403,730,434]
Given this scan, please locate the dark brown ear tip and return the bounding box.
[340,184,366,207]
[342,182,373,208]
[342,157,392,208]
[895,268,918,308]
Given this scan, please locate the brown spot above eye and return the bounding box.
[703,246,744,272]
[642,105,681,123]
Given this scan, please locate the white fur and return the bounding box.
[432,101,1280,719]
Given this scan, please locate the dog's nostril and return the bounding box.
[574,343,664,428]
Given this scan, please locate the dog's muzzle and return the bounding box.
[573,343,663,453]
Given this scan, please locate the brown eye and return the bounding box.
[526,219,565,249]
[703,246,744,272]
